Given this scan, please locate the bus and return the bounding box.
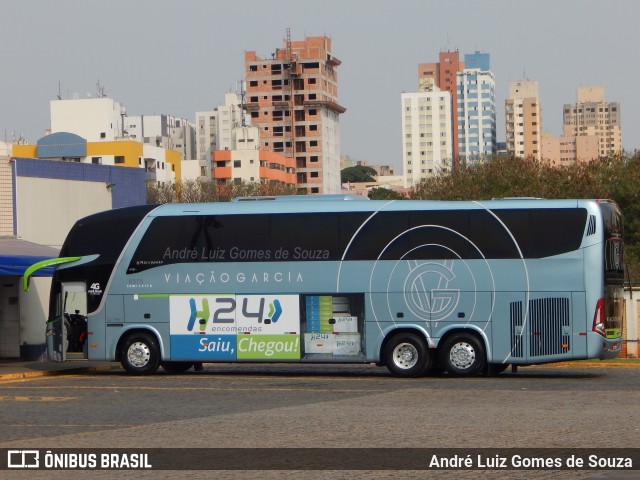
[25,196,625,377]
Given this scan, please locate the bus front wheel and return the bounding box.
[120,332,160,375]
[383,332,431,378]
[439,333,485,377]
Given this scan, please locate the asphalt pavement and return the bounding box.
[0,358,118,380]
[0,357,637,381]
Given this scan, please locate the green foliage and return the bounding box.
[367,186,406,200]
[410,153,640,283]
[341,165,378,183]
[146,180,297,204]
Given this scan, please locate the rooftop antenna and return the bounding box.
[96,79,106,98]
[239,77,247,127]
[57,81,62,100]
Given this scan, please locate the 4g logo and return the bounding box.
[186,296,283,332]
[88,282,103,296]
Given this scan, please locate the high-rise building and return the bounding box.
[401,90,453,187]
[418,51,463,164]
[457,52,496,164]
[540,132,599,165]
[124,114,195,160]
[196,93,247,160]
[211,119,296,186]
[50,96,126,142]
[16,96,182,184]
[562,86,622,158]
[195,93,248,179]
[418,51,495,167]
[505,79,542,160]
[244,33,346,194]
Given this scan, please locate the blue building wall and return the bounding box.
[464,51,490,71]
[456,67,497,160]
[14,158,146,209]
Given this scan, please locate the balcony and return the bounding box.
[303,99,346,114]
[243,102,260,111]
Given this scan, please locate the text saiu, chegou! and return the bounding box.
[237,336,300,357]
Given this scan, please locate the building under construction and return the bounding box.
[244,32,346,194]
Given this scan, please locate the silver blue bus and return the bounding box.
[30,196,625,377]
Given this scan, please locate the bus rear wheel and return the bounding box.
[120,332,160,375]
[383,332,431,378]
[439,333,485,377]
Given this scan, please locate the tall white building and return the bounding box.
[123,114,200,179]
[124,114,195,159]
[457,71,496,164]
[563,86,622,158]
[196,93,247,162]
[506,79,541,160]
[50,96,125,142]
[37,96,181,184]
[401,89,453,187]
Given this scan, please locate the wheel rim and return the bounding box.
[449,341,476,370]
[392,342,419,370]
[127,341,151,368]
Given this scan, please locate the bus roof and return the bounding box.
[146,198,595,218]
[232,194,368,202]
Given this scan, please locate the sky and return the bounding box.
[1,0,638,169]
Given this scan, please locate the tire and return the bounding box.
[439,333,486,377]
[383,332,432,378]
[120,332,161,375]
[486,363,510,376]
[162,361,195,374]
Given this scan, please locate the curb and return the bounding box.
[1,361,637,381]
[0,364,114,381]
[547,361,640,368]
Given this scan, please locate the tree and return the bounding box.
[146,180,296,204]
[341,165,378,183]
[409,153,640,283]
[368,186,406,200]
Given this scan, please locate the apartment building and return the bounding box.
[418,51,495,167]
[418,51,463,164]
[401,90,453,187]
[17,96,183,184]
[195,92,248,178]
[457,52,496,164]
[50,96,125,142]
[13,133,179,186]
[124,114,195,158]
[244,34,345,194]
[505,79,542,160]
[563,86,622,157]
[540,132,599,165]
[211,123,296,186]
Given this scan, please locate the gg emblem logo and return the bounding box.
[403,262,460,321]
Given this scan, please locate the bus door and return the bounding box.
[47,282,88,361]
